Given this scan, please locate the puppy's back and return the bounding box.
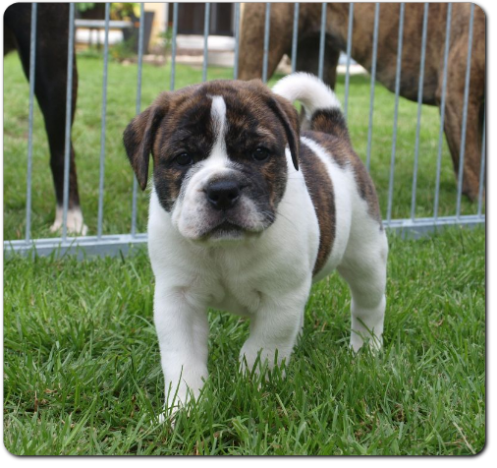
[273,73,382,227]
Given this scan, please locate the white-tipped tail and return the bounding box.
[272,72,341,115]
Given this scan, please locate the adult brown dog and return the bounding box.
[238,3,485,201]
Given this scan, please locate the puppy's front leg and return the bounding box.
[154,286,209,417]
[240,283,311,373]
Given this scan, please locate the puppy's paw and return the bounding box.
[157,409,177,426]
[239,349,287,389]
[350,332,383,353]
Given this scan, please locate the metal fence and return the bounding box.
[4,2,485,258]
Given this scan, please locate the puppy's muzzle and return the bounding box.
[205,179,241,211]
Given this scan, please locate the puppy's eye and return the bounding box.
[251,147,270,162]
[175,152,193,166]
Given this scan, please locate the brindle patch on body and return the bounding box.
[310,109,350,142]
[304,130,383,228]
[299,140,335,276]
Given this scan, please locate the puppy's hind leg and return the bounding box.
[337,226,388,352]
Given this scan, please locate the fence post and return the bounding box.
[62,3,75,240]
[25,3,38,242]
[97,3,111,239]
[410,2,430,221]
[386,3,406,224]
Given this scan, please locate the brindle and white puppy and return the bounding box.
[123,73,388,421]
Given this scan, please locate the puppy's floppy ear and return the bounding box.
[123,92,168,190]
[266,94,300,171]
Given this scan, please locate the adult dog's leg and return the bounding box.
[238,3,293,80]
[296,35,340,90]
[440,75,484,202]
[437,10,485,202]
[296,35,340,128]
[5,4,86,234]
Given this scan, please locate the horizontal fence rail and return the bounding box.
[4,2,485,259]
[4,215,485,260]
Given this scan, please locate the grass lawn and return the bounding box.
[3,51,485,455]
[3,226,485,455]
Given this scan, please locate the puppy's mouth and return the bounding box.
[202,220,246,240]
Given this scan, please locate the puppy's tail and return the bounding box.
[272,72,350,141]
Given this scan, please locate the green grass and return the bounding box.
[4,226,485,455]
[3,52,483,241]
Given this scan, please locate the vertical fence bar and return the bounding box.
[97,3,110,239]
[164,2,169,33]
[366,3,380,171]
[433,4,453,221]
[291,3,300,73]
[25,3,37,242]
[262,3,271,83]
[477,113,485,217]
[131,3,145,237]
[410,2,429,221]
[202,3,211,82]
[62,3,75,240]
[344,2,354,118]
[386,3,405,225]
[233,3,241,79]
[170,3,178,90]
[456,3,475,219]
[318,3,327,80]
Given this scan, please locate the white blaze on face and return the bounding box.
[172,95,231,237]
[209,95,229,165]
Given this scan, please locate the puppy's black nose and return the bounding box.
[206,180,241,211]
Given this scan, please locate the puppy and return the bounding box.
[123,73,388,419]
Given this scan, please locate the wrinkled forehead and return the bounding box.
[163,81,281,141]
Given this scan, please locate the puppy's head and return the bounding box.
[123,80,299,242]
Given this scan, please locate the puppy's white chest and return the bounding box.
[209,281,260,316]
[205,253,263,316]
